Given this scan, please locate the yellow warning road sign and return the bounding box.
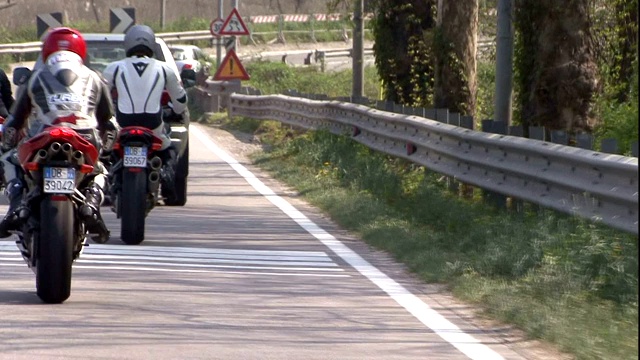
[213,49,250,81]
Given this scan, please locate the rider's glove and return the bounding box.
[0,117,18,154]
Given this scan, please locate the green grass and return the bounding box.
[233,127,638,360]
[209,62,638,360]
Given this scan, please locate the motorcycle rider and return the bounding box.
[0,66,14,118]
[102,24,188,202]
[0,27,115,243]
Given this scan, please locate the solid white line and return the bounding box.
[0,263,350,277]
[75,259,343,272]
[192,124,505,360]
[1,253,339,267]
[84,248,333,262]
[0,256,344,272]
[0,243,329,257]
[80,254,338,267]
[1,245,336,263]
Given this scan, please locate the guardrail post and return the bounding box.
[508,125,523,137]
[435,108,449,123]
[446,112,462,194]
[507,124,525,212]
[424,109,437,120]
[459,116,476,199]
[576,133,594,150]
[481,120,508,210]
[632,141,638,157]
[528,126,545,141]
[600,138,619,154]
[550,130,569,145]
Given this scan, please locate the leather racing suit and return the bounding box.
[0,51,115,242]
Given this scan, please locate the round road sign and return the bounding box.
[210,18,224,37]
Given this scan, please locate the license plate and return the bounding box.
[124,146,147,168]
[43,167,75,194]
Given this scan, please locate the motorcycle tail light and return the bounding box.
[129,129,145,136]
[24,162,39,171]
[79,164,94,174]
[152,143,162,151]
[50,127,75,139]
[183,64,193,70]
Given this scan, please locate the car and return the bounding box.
[169,44,211,73]
[11,33,197,206]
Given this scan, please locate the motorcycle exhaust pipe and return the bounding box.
[148,171,160,194]
[72,150,85,166]
[62,143,73,161]
[33,149,49,163]
[62,142,73,154]
[149,156,162,171]
[48,142,62,157]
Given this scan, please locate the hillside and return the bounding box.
[0,0,339,35]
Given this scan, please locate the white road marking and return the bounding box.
[0,263,350,277]
[192,124,505,360]
[0,243,347,277]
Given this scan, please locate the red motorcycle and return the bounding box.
[109,126,163,245]
[12,122,102,303]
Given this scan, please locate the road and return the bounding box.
[0,124,540,359]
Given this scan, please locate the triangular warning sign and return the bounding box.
[213,49,250,81]
[219,8,250,36]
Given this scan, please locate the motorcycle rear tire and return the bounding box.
[36,197,74,304]
[120,169,147,245]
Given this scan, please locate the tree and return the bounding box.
[370,0,436,106]
[515,0,600,132]
[433,0,479,117]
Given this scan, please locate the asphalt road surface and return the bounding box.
[0,124,539,360]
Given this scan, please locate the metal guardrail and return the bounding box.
[226,93,639,235]
[0,30,215,55]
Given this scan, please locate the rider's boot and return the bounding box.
[159,147,177,201]
[79,183,110,244]
[0,179,29,238]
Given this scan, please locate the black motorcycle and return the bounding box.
[109,126,163,245]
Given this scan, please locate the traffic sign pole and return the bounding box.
[216,0,223,68]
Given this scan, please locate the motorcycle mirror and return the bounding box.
[13,67,32,86]
[180,69,197,88]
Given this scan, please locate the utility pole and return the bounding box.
[352,0,364,99]
[494,0,514,125]
[160,0,166,30]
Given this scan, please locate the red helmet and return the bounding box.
[41,27,86,62]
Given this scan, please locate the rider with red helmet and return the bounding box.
[0,27,115,243]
